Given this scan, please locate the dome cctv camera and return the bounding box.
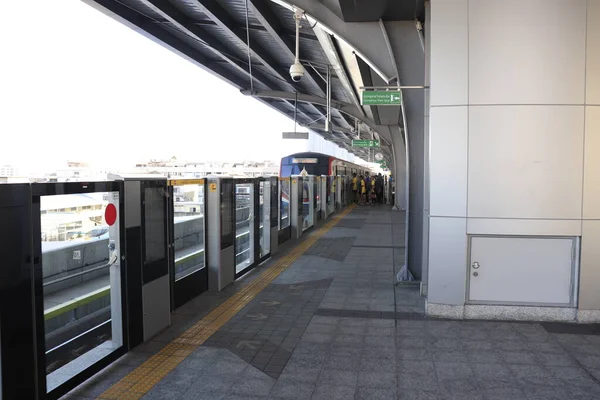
[289,62,305,82]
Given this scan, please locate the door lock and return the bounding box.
[473,272,479,277]
[472,261,480,270]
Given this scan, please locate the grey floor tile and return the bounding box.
[494,341,530,352]
[331,334,363,345]
[528,341,565,353]
[358,371,396,390]
[434,362,474,379]
[572,353,600,369]
[519,384,572,400]
[535,352,577,366]
[183,391,227,400]
[438,391,484,400]
[229,378,275,396]
[465,350,502,364]
[317,368,358,387]
[398,360,436,376]
[186,374,236,394]
[482,387,527,400]
[145,368,199,396]
[323,355,361,371]
[437,377,480,395]
[397,374,439,392]
[462,341,495,352]
[397,348,432,361]
[220,395,266,400]
[310,383,355,400]
[360,355,396,372]
[432,350,468,363]
[269,381,316,399]
[355,386,397,400]
[70,364,137,398]
[498,351,538,365]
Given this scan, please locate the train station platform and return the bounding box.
[63,205,600,400]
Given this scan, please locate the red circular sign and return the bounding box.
[104,204,117,226]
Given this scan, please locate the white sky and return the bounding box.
[0,0,357,173]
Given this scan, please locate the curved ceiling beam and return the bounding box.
[270,0,397,83]
[311,26,363,117]
[241,89,392,143]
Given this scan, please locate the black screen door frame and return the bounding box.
[278,177,291,244]
[167,179,208,311]
[234,178,259,279]
[31,181,128,400]
[140,180,169,285]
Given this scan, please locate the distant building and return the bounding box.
[131,158,279,178]
[0,164,19,177]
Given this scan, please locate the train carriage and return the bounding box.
[279,152,372,178]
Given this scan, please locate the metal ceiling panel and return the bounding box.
[216,0,263,26]
[85,0,389,163]
[216,62,270,91]
[162,21,221,57]
[251,65,294,91]
[250,30,292,65]
[168,0,209,20]
[118,0,166,20]
[201,24,260,63]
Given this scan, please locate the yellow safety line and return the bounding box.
[97,205,356,400]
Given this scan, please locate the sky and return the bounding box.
[0,0,357,173]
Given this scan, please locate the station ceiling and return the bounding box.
[87,0,421,163]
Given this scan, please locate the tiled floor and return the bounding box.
[64,205,600,400]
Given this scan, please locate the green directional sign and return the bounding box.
[351,139,380,148]
[361,90,402,106]
[377,160,388,168]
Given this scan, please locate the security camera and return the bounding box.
[289,62,305,82]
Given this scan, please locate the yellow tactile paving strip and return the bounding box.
[97,205,356,399]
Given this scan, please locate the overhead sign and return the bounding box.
[292,158,318,164]
[282,131,309,139]
[377,160,388,168]
[351,139,380,148]
[361,91,402,106]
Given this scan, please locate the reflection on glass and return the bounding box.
[41,192,122,392]
[316,177,321,212]
[221,181,234,247]
[302,177,314,231]
[260,181,271,258]
[235,183,254,274]
[280,179,290,229]
[328,177,335,214]
[145,188,165,263]
[173,184,205,281]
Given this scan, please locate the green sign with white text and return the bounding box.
[351,139,380,148]
[361,91,402,106]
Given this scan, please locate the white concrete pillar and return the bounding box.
[427,0,600,321]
